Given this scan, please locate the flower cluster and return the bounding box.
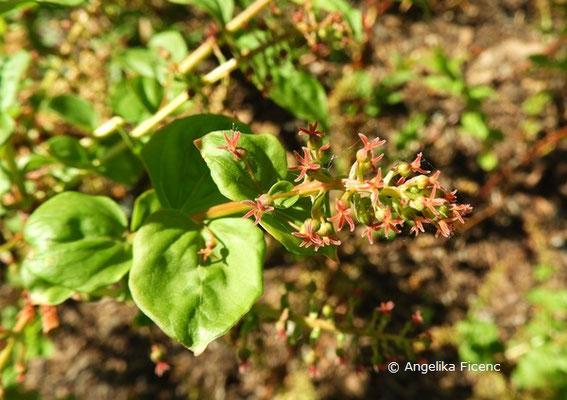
[216,121,472,252]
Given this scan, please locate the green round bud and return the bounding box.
[322,304,333,318]
[410,197,425,212]
[397,162,411,176]
[415,175,428,190]
[317,222,333,236]
[356,148,368,163]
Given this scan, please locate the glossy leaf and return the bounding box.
[20,263,74,305]
[149,31,188,63]
[94,133,144,186]
[129,210,264,353]
[0,112,15,146]
[268,180,298,208]
[0,50,30,111]
[117,48,167,82]
[47,94,99,131]
[141,115,251,213]
[23,192,131,292]
[131,189,162,231]
[269,67,329,127]
[198,130,288,201]
[169,0,233,24]
[47,136,92,168]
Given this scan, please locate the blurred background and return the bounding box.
[0,0,565,399]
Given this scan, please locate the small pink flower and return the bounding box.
[434,218,453,238]
[361,223,380,244]
[376,207,404,237]
[241,196,274,225]
[444,190,458,203]
[379,301,395,316]
[291,220,322,250]
[420,187,447,216]
[427,170,446,191]
[308,364,318,378]
[155,361,171,377]
[328,199,355,232]
[410,152,431,174]
[217,130,243,160]
[358,133,386,163]
[319,234,341,247]
[360,168,384,206]
[412,310,423,325]
[298,121,324,139]
[197,238,217,262]
[450,203,473,224]
[409,216,431,236]
[290,147,321,182]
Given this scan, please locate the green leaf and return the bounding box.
[149,31,188,63]
[0,50,30,111]
[0,111,15,146]
[468,85,495,101]
[47,94,99,131]
[23,192,131,292]
[0,164,11,197]
[109,79,152,123]
[131,189,162,231]
[527,288,567,312]
[460,111,490,141]
[20,263,74,305]
[169,0,234,24]
[476,151,498,171]
[141,115,251,213]
[117,48,167,82]
[47,136,91,168]
[522,92,551,116]
[199,130,288,201]
[269,67,329,127]
[260,199,338,260]
[268,180,298,208]
[93,133,144,186]
[129,210,264,353]
[312,0,363,41]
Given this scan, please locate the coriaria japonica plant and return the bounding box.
[16,116,471,359]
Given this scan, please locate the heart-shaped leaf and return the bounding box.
[23,192,131,292]
[141,115,251,213]
[198,131,288,201]
[129,210,264,353]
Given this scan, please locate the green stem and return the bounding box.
[0,233,23,254]
[4,143,28,203]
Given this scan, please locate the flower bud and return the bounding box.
[317,222,333,236]
[356,148,368,163]
[415,175,429,190]
[396,162,411,176]
[322,304,333,318]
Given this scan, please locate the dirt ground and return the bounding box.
[1,0,566,399]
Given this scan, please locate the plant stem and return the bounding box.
[96,0,272,139]
[0,233,23,254]
[0,307,33,373]
[4,143,28,203]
